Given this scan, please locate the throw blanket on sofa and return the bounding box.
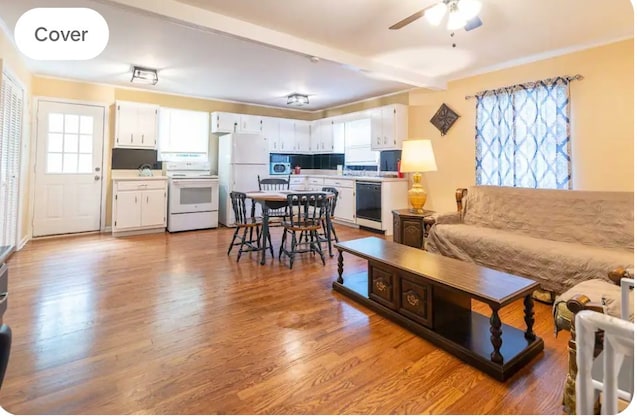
[425,186,633,295]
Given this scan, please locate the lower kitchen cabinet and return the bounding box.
[112,178,168,236]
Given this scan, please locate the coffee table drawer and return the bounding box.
[399,277,433,328]
[369,263,398,309]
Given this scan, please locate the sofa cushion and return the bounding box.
[426,223,634,294]
[462,186,633,250]
[553,279,634,333]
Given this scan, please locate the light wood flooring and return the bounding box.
[0,225,568,414]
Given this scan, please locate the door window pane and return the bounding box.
[63,154,78,173]
[49,113,63,132]
[64,114,79,133]
[64,134,79,152]
[47,153,63,173]
[79,134,92,153]
[48,133,63,152]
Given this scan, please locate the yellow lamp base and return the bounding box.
[408,172,427,214]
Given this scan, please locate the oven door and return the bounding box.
[169,179,219,214]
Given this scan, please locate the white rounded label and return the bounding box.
[14,8,109,60]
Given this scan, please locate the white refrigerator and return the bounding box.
[218,133,269,226]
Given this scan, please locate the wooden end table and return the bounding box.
[392,209,435,249]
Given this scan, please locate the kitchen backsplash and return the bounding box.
[379,150,402,172]
[270,153,345,170]
[111,148,162,170]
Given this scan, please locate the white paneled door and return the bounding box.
[33,101,105,236]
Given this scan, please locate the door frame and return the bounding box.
[29,96,111,238]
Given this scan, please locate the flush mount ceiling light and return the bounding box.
[131,66,158,85]
[286,93,309,106]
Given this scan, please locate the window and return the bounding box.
[0,71,24,248]
[46,113,94,173]
[475,77,574,189]
[158,108,209,161]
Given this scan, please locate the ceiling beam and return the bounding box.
[103,0,447,90]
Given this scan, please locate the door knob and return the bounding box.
[95,167,100,172]
[94,175,101,181]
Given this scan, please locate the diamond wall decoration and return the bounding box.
[430,103,459,136]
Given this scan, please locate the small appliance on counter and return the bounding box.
[294,165,301,175]
[138,163,154,177]
[270,162,291,175]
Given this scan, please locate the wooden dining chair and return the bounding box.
[257,175,290,223]
[227,191,273,261]
[319,186,339,247]
[279,192,328,269]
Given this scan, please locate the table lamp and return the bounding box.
[400,139,438,214]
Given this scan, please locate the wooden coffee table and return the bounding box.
[333,237,544,381]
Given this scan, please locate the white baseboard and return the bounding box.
[18,235,29,250]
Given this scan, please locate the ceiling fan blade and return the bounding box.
[389,3,439,30]
[464,16,483,31]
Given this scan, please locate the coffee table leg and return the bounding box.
[337,249,344,284]
[490,306,504,364]
[524,294,536,341]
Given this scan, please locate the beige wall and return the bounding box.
[408,39,634,213]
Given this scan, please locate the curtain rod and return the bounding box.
[464,74,584,100]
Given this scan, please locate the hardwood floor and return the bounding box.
[0,225,568,414]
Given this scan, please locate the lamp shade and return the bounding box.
[400,139,438,173]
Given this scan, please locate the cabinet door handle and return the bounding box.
[135,196,137,203]
[130,134,133,143]
[141,134,144,144]
[146,196,149,204]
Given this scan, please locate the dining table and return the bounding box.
[245,190,334,265]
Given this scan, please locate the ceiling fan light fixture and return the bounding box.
[424,2,447,26]
[446,9,467,31]
[457,0,482,21]
[287,93,309,106]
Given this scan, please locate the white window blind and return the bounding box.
[0,72,24,248]
[158,108,209,161]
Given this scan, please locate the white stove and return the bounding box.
[166,161,219,232]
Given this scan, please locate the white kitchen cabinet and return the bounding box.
[112,178,168,236]
[332,121,345,154]
[306,177,324,191]
[211,112,239,134]
[279,118,296,152]
[311,118,333,153]
[324,178,355,223]
[370,104,408,151]
[114,101,159,149]
[239,114,262,134]
[294,121,311,153]
[290,177,306,191]
[262,117,281,152]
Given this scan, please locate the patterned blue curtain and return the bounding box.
[475,76,575,189]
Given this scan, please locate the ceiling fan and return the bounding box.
[389,0,483,32]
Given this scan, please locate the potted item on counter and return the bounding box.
[294,165,301,174]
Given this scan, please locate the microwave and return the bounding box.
[270,162,291,175]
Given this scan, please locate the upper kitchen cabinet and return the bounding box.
[370,104,408,151]
[211,112,239,134]
[294,121,311,153]
[158,108,209,160]
[239,114,262,134]
[262,117,280,151]
[310,118,333,153]
[114,101,159,149]
[332,120,345,154]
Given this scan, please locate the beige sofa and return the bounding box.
[425,186,634,299]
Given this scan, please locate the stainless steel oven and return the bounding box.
[355,181,382,229]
